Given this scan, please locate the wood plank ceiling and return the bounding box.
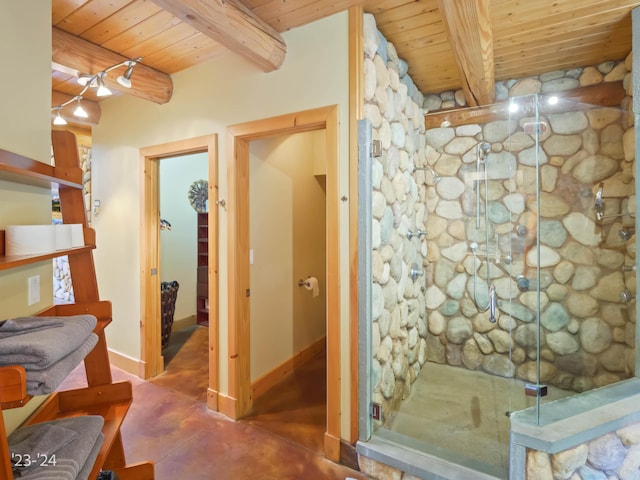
[51,0,640,127]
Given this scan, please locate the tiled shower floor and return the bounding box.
[384,362,573,475]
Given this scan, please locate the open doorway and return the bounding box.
[223,106,341,460]
[139,135,219,407]
[243,130,328,453]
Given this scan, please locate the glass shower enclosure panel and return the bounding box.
[364,91,634,477]
[365,95,545,478]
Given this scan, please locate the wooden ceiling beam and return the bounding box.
[437,0,495,107]
[424,81,627,130]
[150,0,286,72]
[52,27,173,105]
[52,91,102,127]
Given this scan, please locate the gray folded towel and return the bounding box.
[0,315,96,370]
[9,416,104,480]
[0,317,64,339]
[25,333,98,396]
[74,433,104,480]
[10,423,77,475]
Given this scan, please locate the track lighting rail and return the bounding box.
[51,57,142,126]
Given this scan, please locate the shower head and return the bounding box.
[595,183,604,221]
[478,142,491,161]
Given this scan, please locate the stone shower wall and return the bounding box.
[363,12,429,420]
[423,58,635,395]
[526,422,640,479]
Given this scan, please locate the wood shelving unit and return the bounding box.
[0,131,154,480]
[197,212,208,327]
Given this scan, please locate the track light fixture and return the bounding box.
[53,107,67,126]
[51,56,142,125]
[73,96,88,118]
[96,73,112,97]
[117,61,136,88]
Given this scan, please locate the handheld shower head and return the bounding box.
[595,183,604,221]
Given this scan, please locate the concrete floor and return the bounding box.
[385,362,573,476]
[59,326,368,480]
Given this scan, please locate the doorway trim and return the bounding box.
[221,105,341,460]
[139,135,219,400]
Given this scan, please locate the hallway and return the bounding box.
[58,326,365,479]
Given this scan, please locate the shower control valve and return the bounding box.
[407,229,427,240]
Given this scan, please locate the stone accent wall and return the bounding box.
[423,60,635,395]
[527,422,640,479]
[363,12,429,421]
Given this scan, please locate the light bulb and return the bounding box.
[96,73,112,97]
[117,65,134,88]
[77,75,94,86]
[73,99,88,118]
[53,109,67,125]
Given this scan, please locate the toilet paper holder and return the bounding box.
[297,278,311,288]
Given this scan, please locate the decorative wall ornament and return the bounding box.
[188,179,208,212]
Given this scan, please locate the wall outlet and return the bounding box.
[28,275,40,306]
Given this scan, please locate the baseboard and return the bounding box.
[172,314,196,332]
[218,392,238,419]
[250,336,326,400]
[324,432,341,462]
[108,348,145,378]
[206,388,219,412]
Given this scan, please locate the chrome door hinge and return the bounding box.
[372,140,382,158]
[370,402,382,420]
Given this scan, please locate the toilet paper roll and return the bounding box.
[54,224,73,250]
[6,225,56,255]
[304,276,320,298]
[70,224,85,247]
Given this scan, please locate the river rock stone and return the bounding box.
[462,339,483,369]
[587,433,626,471]
[549,111,589,135]
[572,154,619,184]
[546,331,579,356]
[527,451,553,480]
[446,317,473,344]
[566,294,599,318]
[488,329,511,353]
[544,134,583,156]
[483,354,515,378]
[436,176,465,200]
[562,213,601,247]
[580,318,612,354]
[551,444,588,479]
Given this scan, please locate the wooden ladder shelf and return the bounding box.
[0,131,154,479]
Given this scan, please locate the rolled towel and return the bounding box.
[25,333,98,396]
[9,416,104,480]
[0,317,64,339]
[0,315,96,370]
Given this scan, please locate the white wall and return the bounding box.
[160,153,208,323]
[0,0,54,432]
[250,131,327,381]
[91,11,350,431]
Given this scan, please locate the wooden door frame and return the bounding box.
[221,105,341,460]
[140,135,219,403]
